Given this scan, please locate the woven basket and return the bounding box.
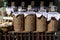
[13,14,24,32]
[47,17,58,32]
[25,14,36,32]
[36,16,47,32]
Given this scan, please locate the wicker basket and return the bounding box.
[25,14,36,32]
[13,14,24,32]
[47,17,58,32]
[36,16,47,32]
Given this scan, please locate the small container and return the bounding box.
[36,16,47,32]
[13,14,24,32]
[47,17,58,32]
[25,14,36,32]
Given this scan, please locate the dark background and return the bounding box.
[7,0,54,7]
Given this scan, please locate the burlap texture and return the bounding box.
[13,14,24,32]
[47,17,58,32]
[25,14,36,32]
[36,16,47,32]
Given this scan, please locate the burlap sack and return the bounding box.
[47,17,58,32]
[25,14,36,32]
[36,16,47,32]
[13,14,24,32]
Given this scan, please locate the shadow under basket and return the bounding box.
[13,14,24,32]
[25,14,36,32]
[36,16,47,32]
[47,17,58,33]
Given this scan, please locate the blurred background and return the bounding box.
[1,0,59,11]
[0,0,56,7]
[7,0,54,7]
